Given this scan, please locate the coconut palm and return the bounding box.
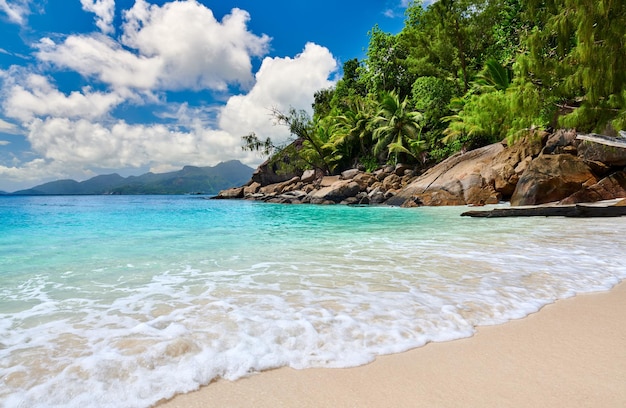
[372,90,424,164]
[331,97,376,159]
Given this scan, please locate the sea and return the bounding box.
[1,195,625,407]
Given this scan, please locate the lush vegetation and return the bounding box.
[244,0,626,175]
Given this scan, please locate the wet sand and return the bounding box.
[160,281,626,408]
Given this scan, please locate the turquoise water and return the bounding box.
[1,195,625,407]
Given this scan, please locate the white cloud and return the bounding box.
[0,118,19,134]
[4,74,125,122]
[0,3,339,190]
[36,1,271,92]
[219,42,338,143]
[0,42,337,187]
[36,34,164,91]
[80,0,116,34]
[0,0,31,25]
[122,1,270,91]
[21,117,246,171]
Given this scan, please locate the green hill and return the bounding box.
[11,160,253,195]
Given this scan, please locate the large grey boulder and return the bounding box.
[309,180,362,204]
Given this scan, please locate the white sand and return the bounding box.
[159,282,626,408]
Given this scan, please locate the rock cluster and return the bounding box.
[215,164,420,205]
[215,129,626,207]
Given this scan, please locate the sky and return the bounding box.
[0,0,411,192]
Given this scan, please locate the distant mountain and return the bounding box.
[11,160,254,195]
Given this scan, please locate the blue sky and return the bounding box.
[0,0,410,192]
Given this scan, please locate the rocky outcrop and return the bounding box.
[387,143,505,207]
[577,136,626,166]
[510,154,597,206]
[488,132,546,196]
[216,130,626,207]
[560,171,626,205]
[310,180,361,204]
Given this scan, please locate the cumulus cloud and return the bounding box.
[0,3,338,190]
[122,1,270,91]
[0,0,32,25]
[4,74,125,122]
[23,117,237,169]
[36,34,164,91]
[14,43,336,172]
[37,1,270,92]
[80,0,116,34]
[219,42,338,143]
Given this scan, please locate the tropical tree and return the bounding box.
[372,91,424,164]
[520,0,626,131]
[359,25,414,98]
[332,97,376,155]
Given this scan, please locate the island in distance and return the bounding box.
[4,160,254,196]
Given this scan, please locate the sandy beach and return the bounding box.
[160,281,626,408]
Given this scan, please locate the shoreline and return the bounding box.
[159,281,626,408]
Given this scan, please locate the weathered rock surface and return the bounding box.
[214,186,244,199]
[560,171,626,204]
[310,180,361,204]
[488,132,545,196]
[577,136,626,166]
[215,129,626,208]
[388,143,505,206]
[510,154,597,206]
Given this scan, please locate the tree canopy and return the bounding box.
[244,0,626,176]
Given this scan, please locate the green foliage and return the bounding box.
[244,0,626,178]
[411,76,454,129]
[241,132,275,157]
[373,91,424,164]
[474,59,512,92]
[521,0,626,132]
[359,25,414,98]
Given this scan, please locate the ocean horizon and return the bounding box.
[1,195,625,407]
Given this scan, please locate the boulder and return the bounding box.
[319,175,340,187]
[368,187,387,204]
[487,132,544,197]
[215,186,244,199]
[542,129,578,154]
[251,159,299,186]
[382,174,402,190]
[394,163,413,176]
[560,171,626,204]
[353,173,378,190]
[243,182,261,196]
[341,168,362,180]
[300,169,316,183]
[578,138,626,166]
[259,176,300,195]
[309,180,362,203]
[510,154,597,206]
[391,143,505,206]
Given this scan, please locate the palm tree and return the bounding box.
[372,90,424,164]
[332,97,376,158]
[473,59,512,92]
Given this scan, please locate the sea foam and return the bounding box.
[0,196,624,407]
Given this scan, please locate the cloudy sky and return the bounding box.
[0,0,409,192]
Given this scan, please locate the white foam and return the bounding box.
[2,206,626,407]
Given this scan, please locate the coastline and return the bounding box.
[159,281,626,408]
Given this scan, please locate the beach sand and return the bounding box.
[159,281,626,408]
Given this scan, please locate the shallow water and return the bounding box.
[1,195,624,407]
